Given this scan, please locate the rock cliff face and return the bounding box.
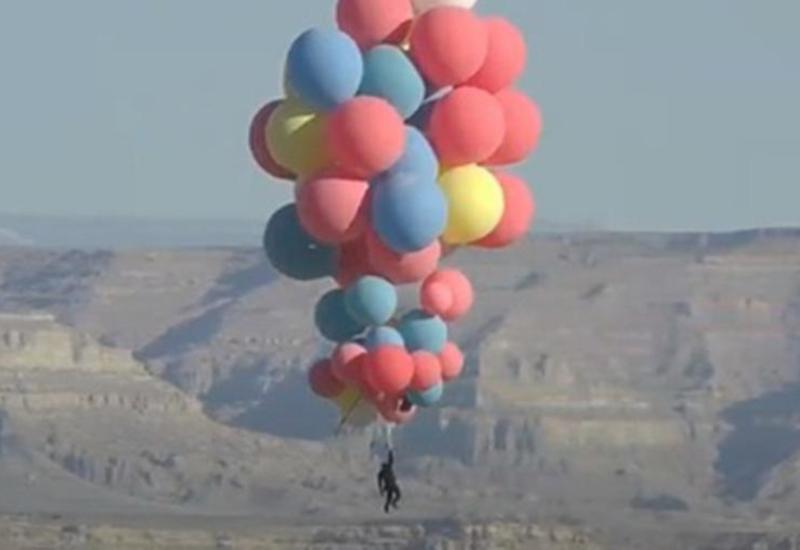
[2,230,800,543]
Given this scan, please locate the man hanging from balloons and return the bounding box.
[249,0,540,512]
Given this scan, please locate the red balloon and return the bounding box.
[327,97,406,179]
[366,229,441,284]
[365,345,415,395]
[486,89,543,166]
[410,351,443,391]
[423,269,474,321]
[410,7,488,88]
[332,342,368,384]
[428,86,505,167]
[377,394,417,424]
[475,172,535,248]
[466,18,527,93]
[420,280,453,317]
[297,174,369,244]
[439,342,465,382]
[335,235,376,287]
[336,0,414,50]
[249,101,295,180]
[308,359,345,399]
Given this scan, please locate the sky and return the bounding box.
[0,0,798,232]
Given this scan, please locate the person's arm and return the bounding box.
[377,471,385,495]
[387,450,394,467]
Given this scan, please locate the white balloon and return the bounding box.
[412,0,478,14]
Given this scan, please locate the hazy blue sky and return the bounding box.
[0,0,797,231]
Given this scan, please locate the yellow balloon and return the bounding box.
[333,386,377,429]
[266,98,329,177]
[333,386,361,411]
[438,165,505,244]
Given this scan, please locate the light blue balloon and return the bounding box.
[366,326,405,349]
[386,127,438,182]
[371,171,447,253]
[286,28,364,112]
[344,276,398,326]
[399,310,448,353]
[359,46,425,120]
[407,383,444,408]
[315,289,366,343]
[263,204,336,281]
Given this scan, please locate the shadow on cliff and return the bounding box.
[715,383,800,501]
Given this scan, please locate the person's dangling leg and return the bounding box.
[392,486,401,509]
[384,490,392,513]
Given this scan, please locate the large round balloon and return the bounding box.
[337,0,414,50]
[359,46,425,120]
[428,86,505,167]
[309,359,345,399]
[263,204,336,281]
[266,99,330,177]
[387,127,439,181]
[420,278,454,318]
[328,97,407,178]
[412,0,478,13]
[439,342,465,381]
[438,165,504,244]
[366,229,442,284]
[286,28,364,111]
[372,171,448,253]
[407,383,443,407]
[486,89,543,166]
[466,18,527,93]
[365,345,415,395]
[332,342,368,384]
[315,289,366,342]
[410,351,443,391]
[366,326,406,349]
[334,235,375,287]
[475,172,535,248]
[344,276,398,326]
[296,174,369,244]
[249,101,295,180]
[409,7,488,88]
[399,310,448,353]
[421,269,474,321]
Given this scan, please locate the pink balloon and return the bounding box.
[365,345,415,396]
[366,229,441,284]
[439,342,465,382]
[428,86,505,166]
[377,394,417,424]
[332,342,368,384]
[308,359,345,399]
[422,269,474,321]
[336,0,414,50]
[334,235,376,287]
[475,171,535,248]
[296,174,369,244]
[466,18,527,93]
[249,101,295,180]
[327,97,406,179]
[420,280,454,317]
[410,7,488,88]
[485,89,542,166]
[410,351,443,391]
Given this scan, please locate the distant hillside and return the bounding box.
[0,213,598,249]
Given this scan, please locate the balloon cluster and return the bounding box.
[251,0,540,428]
